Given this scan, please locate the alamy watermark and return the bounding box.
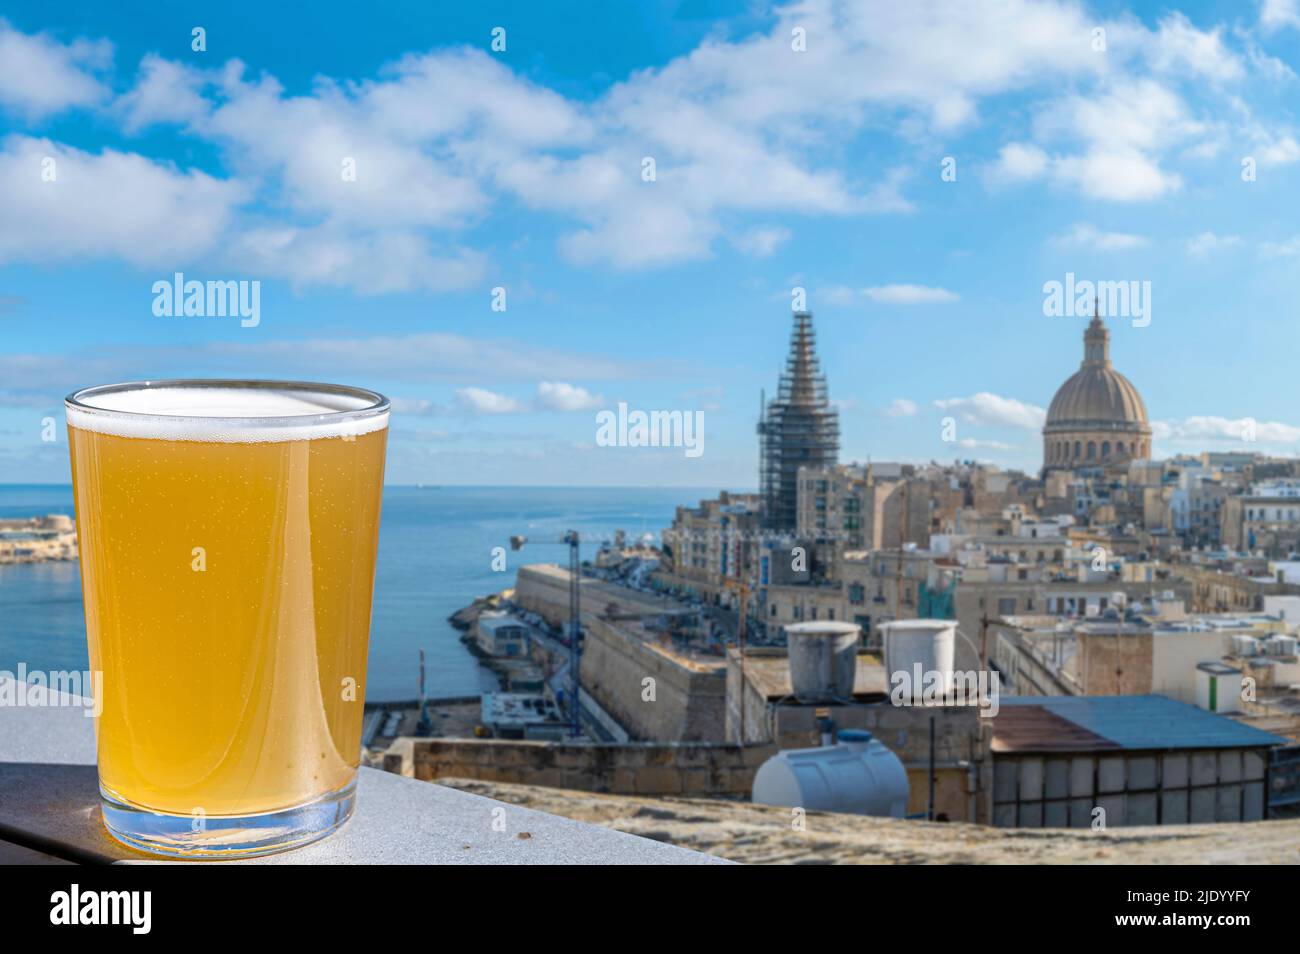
[152,272,261,328]
[0,666,102,716]
[889,665,1000,717]
[1042,272,1150,328]
[596,402,704,458]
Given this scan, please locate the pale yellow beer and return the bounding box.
[66,381,388,853]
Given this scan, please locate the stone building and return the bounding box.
[794,463,929,558]
[1042,314,1151,475]
[659,491,761,606]
[1221,479,1300,556]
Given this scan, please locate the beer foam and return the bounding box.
[66,386,389,442]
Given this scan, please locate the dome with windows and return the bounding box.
[1042,314,1150,474]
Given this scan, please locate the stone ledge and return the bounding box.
[0,684,726,865]
[434,777,1300,865]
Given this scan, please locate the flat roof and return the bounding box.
[1196,662,1241,676]
[731,649,886,700]
[482,692,561,726]
[993,695,1288,754]
[478,613,530,633]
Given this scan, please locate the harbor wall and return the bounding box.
[514,562,727,742]
[513,562,679,624]
[383,737,774,796]
[580,615,727,742]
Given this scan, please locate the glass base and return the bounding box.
[100,779,356,860]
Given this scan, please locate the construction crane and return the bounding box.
[415,648,432,736]
[510,530,584,737]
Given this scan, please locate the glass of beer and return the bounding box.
[65,380,389,858]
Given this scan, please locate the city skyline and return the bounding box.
[4,1,1300,485]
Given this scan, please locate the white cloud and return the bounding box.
[1244,42,1296,83]
[455,387,528,415]
[863,284,959,304]
[115,54,210,133]
[1155,416,1300,444]
[883,398,917,418]
[0,135,246,268]
[456,382,608,415]
[204,58,498,232]
[1052,223,1148,251]
[1048,80,1198,201]
[0,4,1288,289]
[1054,147,1181,201]
[1261,235,1300,258]
[818,285,860,307]
[1261,0,1300,33]
[1147,14,1243,82]
[1186,231,1240,257]
[731,225,791,258]
[991,142,1049,181]
[1257,135,1300,167]
[0,19,110,119]
[389,397,450,416]
[230,224,485,294]
[994,65,1241,203]
[82,0,1116,275]
[0,332,641,403]
[536,381,605,412]
[934,393,1046,430]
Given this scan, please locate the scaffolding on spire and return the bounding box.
[757,311,840,531]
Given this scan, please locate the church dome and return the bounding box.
[1042,314,1150,473]
[1047,364,1148,426]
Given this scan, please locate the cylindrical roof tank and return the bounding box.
[752,729,909,817]
[1231,634,1259,657]
[881,619,956,698]
[1266,633,1298,656]
[784,621,860,703]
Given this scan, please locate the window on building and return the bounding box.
[997,597,1016,615]
[848,583,865,605]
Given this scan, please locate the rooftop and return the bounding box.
[993,695,1289,754]
[729,647,886,700]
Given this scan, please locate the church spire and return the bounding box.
[758,310,840,530]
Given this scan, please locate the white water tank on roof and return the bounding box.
[785,621,860,703]
[881,619,956,697]
[1267,633,1299,656]
[1232,634,1260,657]
[752,730,909,817]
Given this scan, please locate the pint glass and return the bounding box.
[65,380,389,857]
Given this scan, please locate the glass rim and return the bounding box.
[64,378,390,428]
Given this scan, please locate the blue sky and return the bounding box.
[3,0,1300,486]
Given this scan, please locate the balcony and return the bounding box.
[0,681,725,865]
